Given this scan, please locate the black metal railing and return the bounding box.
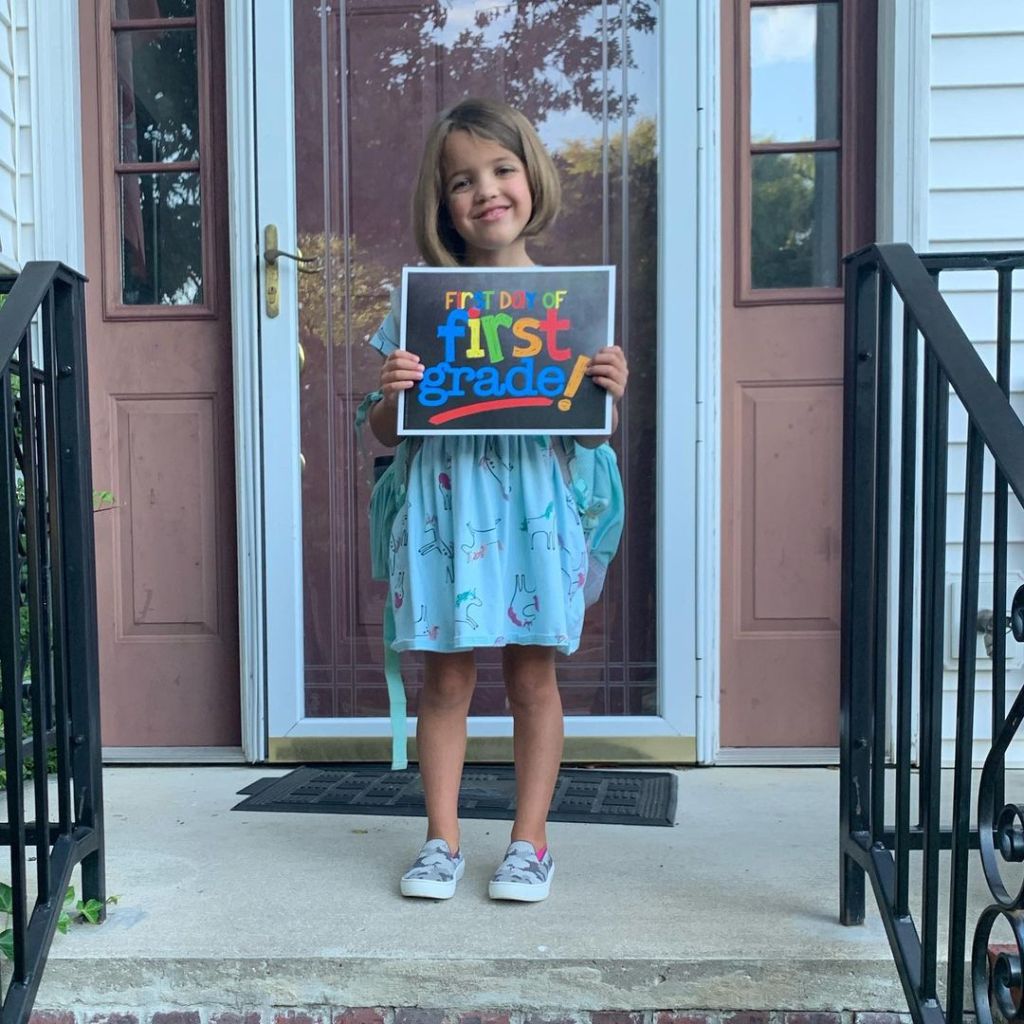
[0,262,104,1023]
[840,243,1024,1024]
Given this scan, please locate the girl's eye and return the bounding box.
[497,165,517,176]
[451,178,470,192]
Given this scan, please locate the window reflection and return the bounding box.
[751,151,838,289]
[120,173,203,305]
[747,0,841,292]
[113,6,203,307]
[750,2,839,143]
[117,29,200,163]
[116,0,196,17]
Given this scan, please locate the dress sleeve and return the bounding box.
[368,286,402,357]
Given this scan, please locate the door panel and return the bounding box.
[720,0,876,747]
[80,0,239,746]
[741,382,842,628]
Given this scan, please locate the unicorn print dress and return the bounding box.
[368,304,588,655]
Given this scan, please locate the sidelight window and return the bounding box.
[106,0,212,313]
[741,0,844,298]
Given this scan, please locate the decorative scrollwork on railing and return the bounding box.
[973,907,1024,1024]
[974,584,1024,1024]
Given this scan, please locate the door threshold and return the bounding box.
[714,746,839,766]
[103,746,248,765]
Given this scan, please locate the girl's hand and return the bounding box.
[379,350,424,403]
[587,346,629,402]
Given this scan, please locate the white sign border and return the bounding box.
[397,264,616,437]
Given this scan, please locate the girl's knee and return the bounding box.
[422,651,477,709]
[503,646,558,708]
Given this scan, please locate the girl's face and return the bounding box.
[441,130,534,266]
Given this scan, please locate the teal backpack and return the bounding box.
[556,438,625,608]
[356,392,625,769]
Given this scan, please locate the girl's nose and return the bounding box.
[475,174,499,200]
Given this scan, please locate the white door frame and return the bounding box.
[876,0,930,765]
[225,1,267,761]
[226,0,704,762]
[691,0,722,764]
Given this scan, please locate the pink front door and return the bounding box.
[80,0,239,747]
[292,2,661,726]
[719,0,876,747]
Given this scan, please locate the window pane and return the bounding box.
[120,172,203,305]
[115,0,196,17]
[751,2,839,143]
[751,151,839,289]
[117,28,199,163]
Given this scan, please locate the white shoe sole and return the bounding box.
[400,859,465,899]
[488,863,554,902]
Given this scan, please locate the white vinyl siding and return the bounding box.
[0,1,18,269]
[14,0,32,263]
[928,0,1024,765]
[0,0,41,271]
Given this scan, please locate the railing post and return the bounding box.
[52,269,105,908]
[840,254,879,926]
[918,340,948,1006]
[0,355,29,986]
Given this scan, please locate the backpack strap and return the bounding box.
[361,294,412,768]
[382,600,408,770]
[365,432,420,769]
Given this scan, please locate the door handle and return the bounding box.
[264,246,322,271]
[262,224,322,318]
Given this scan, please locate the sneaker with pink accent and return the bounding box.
[488,841,554,902]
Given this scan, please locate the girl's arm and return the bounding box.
[369,349,424,448]
[575,346,628,449]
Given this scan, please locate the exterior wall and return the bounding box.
[0,0,82,272]
[927,0,1024,764]
[0,0,29,269]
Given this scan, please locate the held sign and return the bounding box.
[397,265,615,435]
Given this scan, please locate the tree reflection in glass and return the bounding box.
[751,151,838,289]
[115,17,203,305]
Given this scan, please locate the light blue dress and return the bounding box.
[369,308,587,656]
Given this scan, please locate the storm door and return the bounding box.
[252,0,689,762]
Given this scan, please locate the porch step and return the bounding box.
[36,767,915,1012]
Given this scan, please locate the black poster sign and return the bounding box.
[397,266,615,435]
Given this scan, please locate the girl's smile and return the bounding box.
[475,205,512,222]
[442,130,534,266]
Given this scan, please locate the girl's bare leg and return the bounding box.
[503,645,563,851]
[417,649,477,853]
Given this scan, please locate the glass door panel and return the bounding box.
[293,0,659,722]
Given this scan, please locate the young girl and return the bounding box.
[364,97,628,902]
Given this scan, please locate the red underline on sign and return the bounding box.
[427,397,554,425]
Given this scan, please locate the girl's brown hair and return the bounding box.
[412,98,561,267]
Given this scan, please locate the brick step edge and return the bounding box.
[29,1010,929,1024]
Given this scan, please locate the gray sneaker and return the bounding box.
[488,841,554,902]
[400,839,465,899]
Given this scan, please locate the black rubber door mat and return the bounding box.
[234,764,677,827]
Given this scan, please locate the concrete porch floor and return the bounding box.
[33,766,981,1013]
